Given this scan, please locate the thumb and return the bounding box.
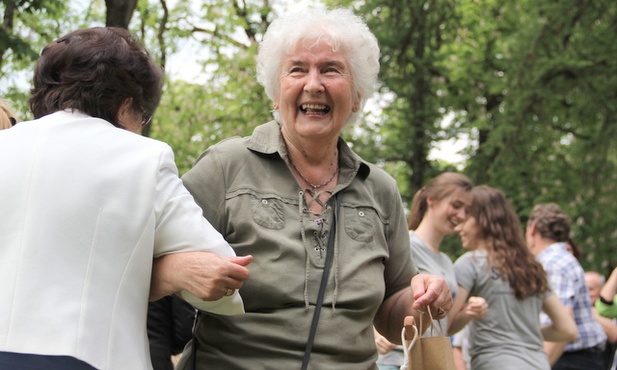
[228,255,254,267]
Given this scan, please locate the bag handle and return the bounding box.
[400,316,419,370]
[419,308,446,337]
[399,309,447,370]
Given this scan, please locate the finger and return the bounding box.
[224,260,252,281]
[228,255,254,266]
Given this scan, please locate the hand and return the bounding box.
[410,273,453,319]
[464,296,488,319]
[150,252,253,301]
[373,327,397,355]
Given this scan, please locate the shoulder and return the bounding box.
[454,251,484,269]
[363,161,398,188]
[195,121,277,165]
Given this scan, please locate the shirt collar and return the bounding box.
[245,120,371,182]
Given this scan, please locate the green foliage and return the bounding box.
[151,47,272,174]
[147,0,274,174]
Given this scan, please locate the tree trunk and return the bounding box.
[105,0,138,29]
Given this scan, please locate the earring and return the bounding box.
[273,103,279,110]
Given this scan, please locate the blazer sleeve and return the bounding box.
[153,145,244,315]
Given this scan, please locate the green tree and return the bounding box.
[147,0,274,173]
[328,0,463,204]
[453,0,617,271]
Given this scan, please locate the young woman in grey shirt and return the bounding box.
[450,185,578,370]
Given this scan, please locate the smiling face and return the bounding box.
[428,189,471,236]
[275,38,360,144]
[455,216,482,251]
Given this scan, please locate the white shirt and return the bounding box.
[0,111,242,369]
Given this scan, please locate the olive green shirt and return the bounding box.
[181,121,416,370]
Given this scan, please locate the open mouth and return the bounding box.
[300,103,331,115]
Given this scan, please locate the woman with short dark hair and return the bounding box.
[0,27,251,370]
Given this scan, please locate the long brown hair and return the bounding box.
[469,185,549,299]
[408,172,473,230]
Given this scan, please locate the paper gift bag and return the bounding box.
[400,311,456,370]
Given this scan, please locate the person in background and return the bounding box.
[586,271,617,370]
[0,99,18,129]
[451,186,578,370]
[375,172,487,370]
[0,27,251,370]
[147,295,196,370]
[177,8,452,369]
[527,203,606,369]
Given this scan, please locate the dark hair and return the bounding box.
[469,186,549,299]
[28,27,163,127]
[408,172,473,230]
[527,203,571,243]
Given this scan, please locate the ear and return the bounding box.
[426,196,435,207]
[352,92,362,113]
[527,222,536,236]
[116,98,133,124]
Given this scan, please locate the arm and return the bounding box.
[374,274,453,344]
[451,330,469,370]
[598,267,617,318]
[541,293,578,342]
[149,146,253,302]
[452,346,468,370]
[591,308,617,343]
[373,326,397,355]
[447,285,488,336]
[150,252,252,301]
[544,341,568,366]
[600,267,617,303]
[542,295,578,366]
[448,285,470,335]
[374,184,452,343]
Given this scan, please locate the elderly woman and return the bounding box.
[179,8,452,369]
[0,27,251,370]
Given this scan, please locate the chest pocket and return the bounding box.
[343,206,378,242]
[250,195,285,230]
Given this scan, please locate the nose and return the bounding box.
[455,207,467,222]
[304,69,324,94]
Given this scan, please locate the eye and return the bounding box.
[323,66,340,73]
[287,66,306,75]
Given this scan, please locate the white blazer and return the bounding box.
[0,111,242,369]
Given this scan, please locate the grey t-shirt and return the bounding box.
[454,250,551,370]
[410,231,458,299]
